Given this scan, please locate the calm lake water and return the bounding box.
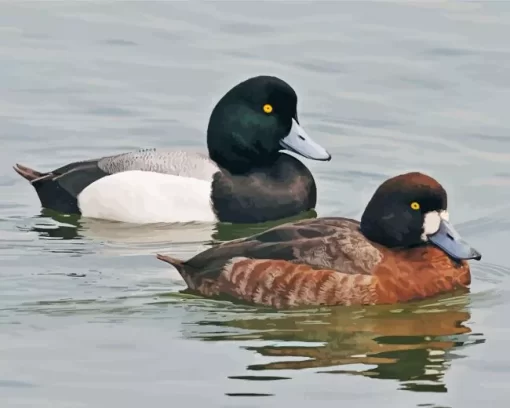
[2,2,510,407]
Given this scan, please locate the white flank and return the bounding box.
[77,170,216,224]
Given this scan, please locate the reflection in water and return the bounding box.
[212,210,317,242]
[185,293,485,393]
[11,285,490,396]
[28,210,82,240]
[22,209,317,245]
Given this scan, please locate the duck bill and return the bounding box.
[279,118,331,161]
[428,219,482,261]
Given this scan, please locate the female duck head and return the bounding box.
[360,172,482,261]
[207,75,331,173]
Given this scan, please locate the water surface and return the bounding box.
[2,2,510,407]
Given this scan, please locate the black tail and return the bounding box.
[14,163,80,214]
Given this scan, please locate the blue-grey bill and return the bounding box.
[279,119,331,161]
[428,219,482,261]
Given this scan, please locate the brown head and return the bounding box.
[360,172,481,261]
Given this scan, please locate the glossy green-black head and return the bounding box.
[207,75,331,173]
[360,172,481,261]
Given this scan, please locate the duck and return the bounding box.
[156,172,482,308]
[13,75,331,224]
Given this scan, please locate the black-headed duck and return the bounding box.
[157,172,481,308]
[13,75,331,224]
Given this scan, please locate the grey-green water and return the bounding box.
[2,2,510,407]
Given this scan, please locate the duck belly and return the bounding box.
[77,170,216,224]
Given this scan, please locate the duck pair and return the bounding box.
[14,75,482,309]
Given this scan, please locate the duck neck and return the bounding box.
[208,141,280,175]
[360,210,405,249]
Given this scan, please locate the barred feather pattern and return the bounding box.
[218,257,378,308]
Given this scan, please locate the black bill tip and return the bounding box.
[428,219,482,261]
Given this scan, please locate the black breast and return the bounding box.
[210,154,317,223]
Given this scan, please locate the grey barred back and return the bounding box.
[97,149,220,181]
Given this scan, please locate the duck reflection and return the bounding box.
[187,292,485,393]
[27,209,82,240]
[23,209,317,244]
[212,210,317,242]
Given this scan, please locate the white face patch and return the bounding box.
[421,211,442,241]
[440,210,449,222]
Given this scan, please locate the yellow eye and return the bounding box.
[263,104,273,114]
[410,202,420,210]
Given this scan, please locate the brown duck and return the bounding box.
[157,172,482,309]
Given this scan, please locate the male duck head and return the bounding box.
[360,172,481,261]
[207,75,331,174]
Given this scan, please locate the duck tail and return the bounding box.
[156,254,186,273]
[13,163,44,182]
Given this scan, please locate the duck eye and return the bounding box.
[410,202,420,210]
[263,104,273,114]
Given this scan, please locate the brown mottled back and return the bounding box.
[185,218,382,277]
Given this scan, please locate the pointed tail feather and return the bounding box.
[157,254,206,293]
[13,163,44,182]
[156,254,185,272]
